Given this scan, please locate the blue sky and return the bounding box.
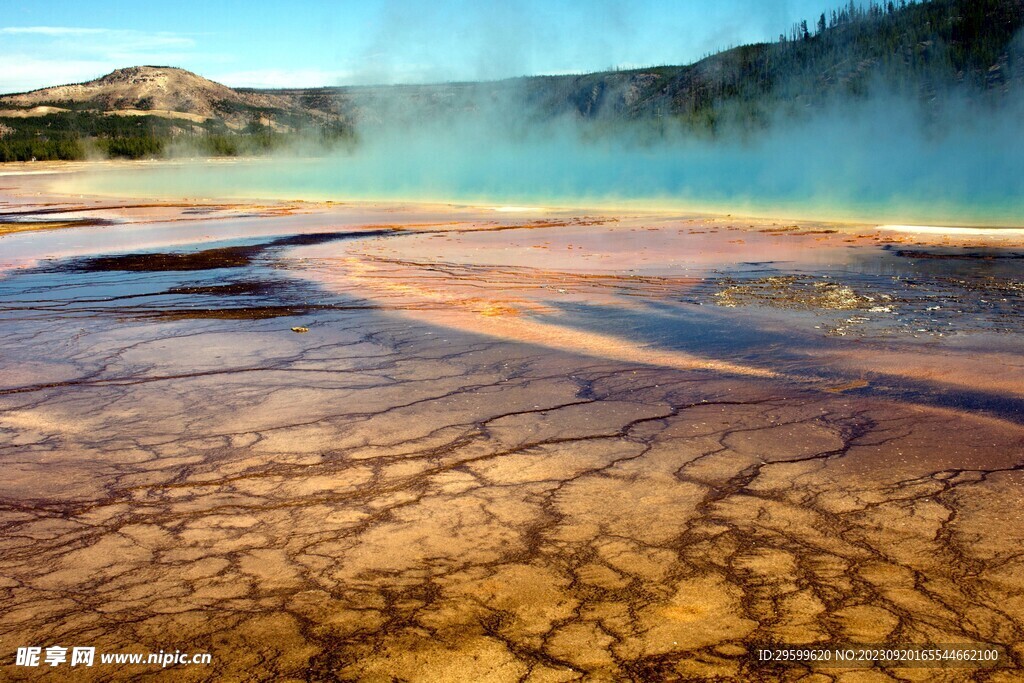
[2,0,845,92]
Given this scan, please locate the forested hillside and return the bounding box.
[517,0,1024,131]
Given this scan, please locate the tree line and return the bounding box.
[0,108,356,162]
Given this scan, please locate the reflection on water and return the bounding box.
[545,300,1024,421]
[59,154,1024,227]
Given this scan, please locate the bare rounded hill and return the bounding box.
[0,66,295,123]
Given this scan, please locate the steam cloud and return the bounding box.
[74,33,1024,227]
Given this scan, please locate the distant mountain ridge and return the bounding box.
[258,0,1024,128]
[1,0,1022,161]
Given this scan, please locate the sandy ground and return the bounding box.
[0,162,1022,681]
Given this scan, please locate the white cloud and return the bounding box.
[0,26,194,49]
[0,56,114,94]
[0,26,108,36]
[0,27,199,93]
